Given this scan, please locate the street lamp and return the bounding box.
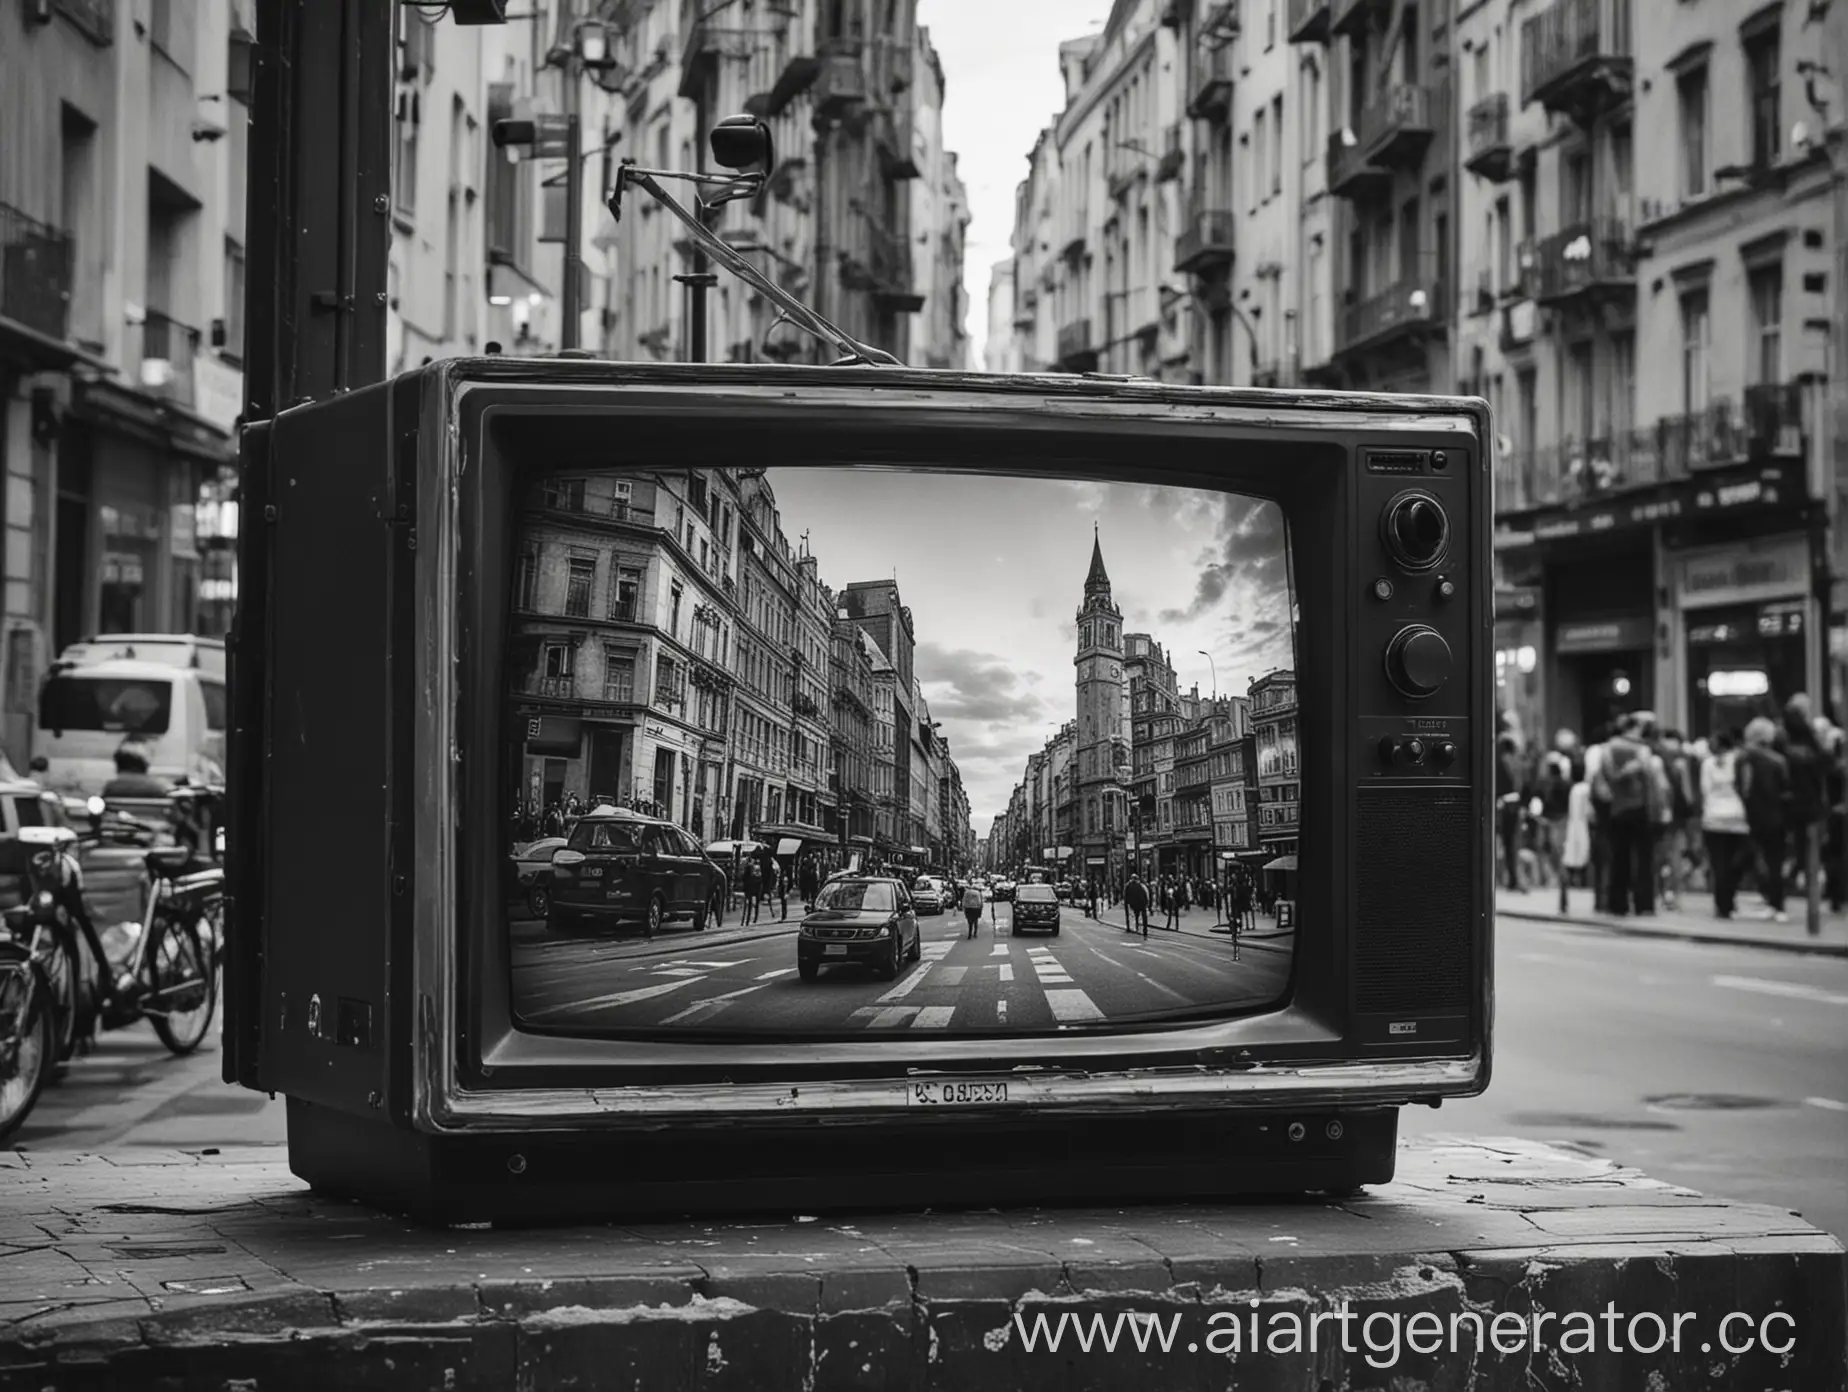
[1198,650,1217,700]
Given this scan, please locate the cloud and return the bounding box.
[914,641,1050,726]
[1157,495,1290,626]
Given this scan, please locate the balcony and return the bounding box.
[1186,45,1234,121]
[1520,0,1633,125]
[1174,209,1236,275]
[863,214,924,313]
[813,37,868,115]
[140,310,198,407]
[51,0,114,45]
[1107,156,1142,201]
[520,674,577,701]
[1289,0,1331,43]
[1334,279,1443,357]
[1331,0,1385,38]
[1743,382,1806,460]
[765,51,822,116]
[1534,217,1635,307]
[1157,123,1184,182]
[1355,83,1441,169]
[1464,93,1514,181]
[1326,130,1391,201]
[0,202,73,342]
[1055,319,1097,371]
[876,96,919,180]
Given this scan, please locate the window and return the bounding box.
[603,647,636,703]
[1749,265,1782,385]
[1677,66,1708,200]
[1271,95,1283,196]
[1254,109,1267,208]
[564,558,596,618]
[655,655,685,709]
[543,477,585,511]
[1680,288,1711,414]
[543,643,574,681]
[516,548,538,610]
[612,565,641,621]
[223,239,245,363]
[669,584,683,639]
[1746,26,1781,168]
[394,88,420,216]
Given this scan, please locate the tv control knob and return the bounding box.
[1381,491,1450,572]
[1385,625,1452,699]
[1377,737,1398,765]
[1395,737,1427,766]
[1432,740,1458,768]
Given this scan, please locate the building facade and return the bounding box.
[1250,668,1299,859]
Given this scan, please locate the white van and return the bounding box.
[31,657,227,797]
[55,634,226,680]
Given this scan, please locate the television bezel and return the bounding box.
[405,364,1494,1134]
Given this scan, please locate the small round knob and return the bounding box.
[1432,740,1458,767]
[1385,625,1452,699]
[1382,492,1450,572]
[1377,737,1397,765]
[1398,737,1427,765]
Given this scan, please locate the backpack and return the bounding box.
[1598,743,1652,819]
[962,887,982,913]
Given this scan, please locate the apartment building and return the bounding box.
[0,0,251,768]
[827,600,878,854]
[1249,668,1298,858]
[984,258,1025,372]
[1477,0,1843,743]
[611,0,967,370]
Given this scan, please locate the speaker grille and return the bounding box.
[1354,789,1474,1015]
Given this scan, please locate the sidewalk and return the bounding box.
[0,1137,1839,1390]
[1495,887,1848,956]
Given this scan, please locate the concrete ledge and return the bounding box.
[0,1138,1842,1390]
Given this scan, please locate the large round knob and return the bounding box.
[1382,492,1450,572]
[1385,625,1452,699]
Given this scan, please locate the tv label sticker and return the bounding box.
[1389,1021,1418,1035]
[910,1080,1010,1107]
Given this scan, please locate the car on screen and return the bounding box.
[1010,883,1061,936]
[510,837,568,917]
[992,879,1016,902]
[796,876,921,982]
[545,809,726,937]
[911,876,946,914]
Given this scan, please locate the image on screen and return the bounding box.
[504,466,1300,1036]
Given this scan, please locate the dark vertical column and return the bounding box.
[226,0,393,1089]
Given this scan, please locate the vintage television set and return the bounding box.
[225,359,1494,1223]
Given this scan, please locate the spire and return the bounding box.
[1085,523,1110,593]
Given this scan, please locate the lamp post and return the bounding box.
[1198,649,1217,700]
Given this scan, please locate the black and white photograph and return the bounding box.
[504,467,1301,1034]
[1,0,1845,1385]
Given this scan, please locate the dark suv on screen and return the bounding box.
[1010,883,1061,936]
[546,808,727,937]
[797,876,921,981]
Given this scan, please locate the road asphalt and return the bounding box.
[509,899,1290,1031]
[11,913,1844,1241]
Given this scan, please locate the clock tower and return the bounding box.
[1074,525,1126,881]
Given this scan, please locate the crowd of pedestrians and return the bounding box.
[1495,696,1846,922]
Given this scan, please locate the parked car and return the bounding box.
[56,634,226,679]
[32,658,227,798]
[911,875,946,915]
[992,879,1016,902]
[1010,883,1061,936]
[510,837,568,918]
[546,809,727,937]
[796,876,920,981]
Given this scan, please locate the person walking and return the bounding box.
[799,854,821,914]
[1124,874,1150,937]
[1162,875,1181,931]
[1583,723,1613,911]
[1495,726,1528,890]
[1535,732,1577,912]
[1698,728,1753,920]
[961,882,984,939]
[771,858,790,921]
[1594,713,1664,917]
[1737,716,1791,923]
[741,856,763,925]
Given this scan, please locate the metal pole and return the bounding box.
[562,109,582,351]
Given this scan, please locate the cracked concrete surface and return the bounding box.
[0,1136,1841,1390]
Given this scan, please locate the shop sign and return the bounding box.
[1494,460,1803,550]
[1494,586,1541,621]
[1675,536,1810,611]
[1554,615,1654,655]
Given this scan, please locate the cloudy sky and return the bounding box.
[916,0,1116,365]
[766,468,1297,832]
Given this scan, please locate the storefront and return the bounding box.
[1673,533,1816,742]
[1494,585,1544,738]
[517,714,631,816]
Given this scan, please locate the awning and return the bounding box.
[1263,854,1298,872]
[776,838,803,858]
[1085,856,1107,865]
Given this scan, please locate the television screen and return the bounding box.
[503,465,1300,1038]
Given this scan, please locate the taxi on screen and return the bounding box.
[545,807,728,937]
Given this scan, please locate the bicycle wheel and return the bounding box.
[0,949,54,1144]
[36,921,81,1064]
[144,915,217,1056]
